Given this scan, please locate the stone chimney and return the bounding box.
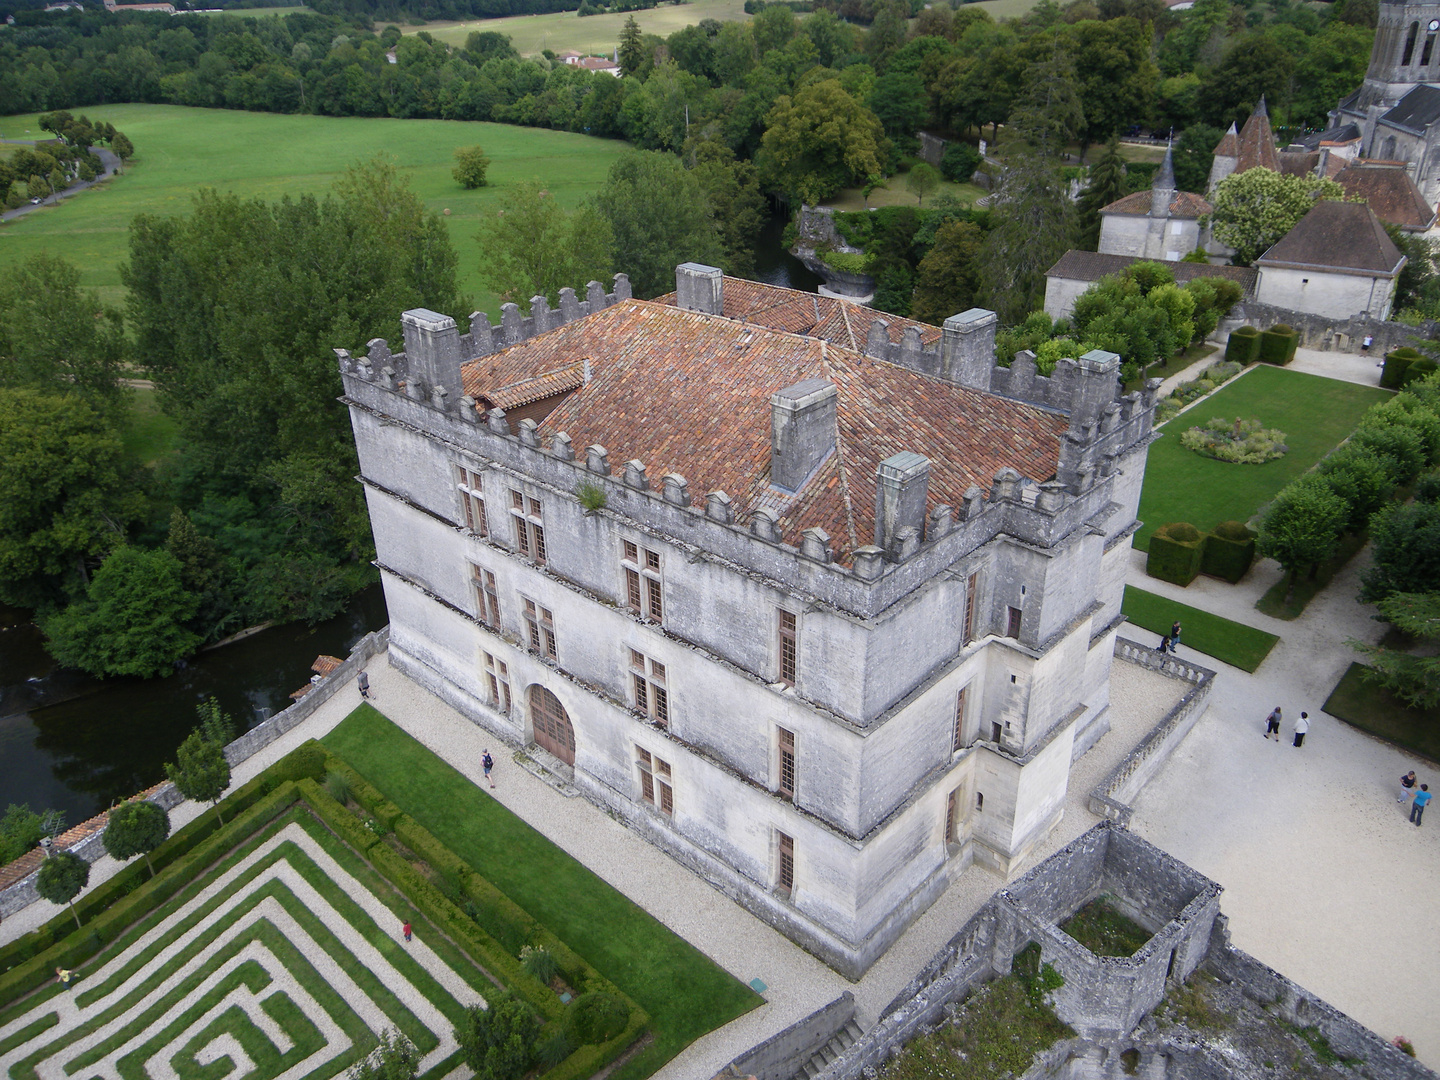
[675,262,724,315]
[1072,350,1122,425]
[401,308,463,398]
[771,379,838,491]
[940,308,997,390]
[874,451,930,557]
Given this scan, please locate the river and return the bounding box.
[0,212,819,825]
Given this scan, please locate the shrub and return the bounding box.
[1417,468,1440,502]
[1258,324,1298,365]
[1201,521,1257,583]
[520,945,559,986]
[575,480,606,512]
[535,1028,578,1071]
[1146,522,1206,585]
[1224,325,1261,364]
[820,250,870,274]
[1178,416,1288,464]
[459,993,541,1080]
[567,991,630,1044]
[940,142,982,183]
[323,771,352,806]
[1362,395,1440,465]
[1381,346,1423,390]
[1402,357,1439,387]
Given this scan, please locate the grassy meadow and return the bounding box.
[408,0,750,54]
[0,105,629,314]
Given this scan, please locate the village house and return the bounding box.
[338,266,1159,977]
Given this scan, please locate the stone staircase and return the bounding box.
[792,1017,864,1079]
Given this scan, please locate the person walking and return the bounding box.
[1264,707,1282,741]
[1170,621,1182,654]
[1400,771,1418,803]
[357,670,371,700]
[1412,784,1432,827]
[402,920,412,942]
[482,749,495,789]
[1292,712,1310,748]
[1158,634,1171,654]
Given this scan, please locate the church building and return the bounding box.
[338,266,1158,978]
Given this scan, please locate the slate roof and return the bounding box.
[1099,190,1213,218]
[1292,122,1361,152]
[1379,84,1440,134]
[460,299,1067,559]
[1045,250,1258,295]
[1334,161,1438,231]
[1256,201,1406,276]
[657,277,944,351]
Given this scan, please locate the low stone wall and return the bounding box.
[1204,915,1434,1080]
[917,132,947,167]
[1227,302,1440,355]
[1089,640,1215,826]
[0,627,388,921]
[718,992,855,1080]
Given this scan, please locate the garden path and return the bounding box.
[1123,532,1440,1067]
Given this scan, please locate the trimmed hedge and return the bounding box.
[1258,324,1299,365]
[0,739,328,981]
[1201,521,1257,583]
[1403,357,1438,388]
[0,782,303,1008]
[1145,522,1206,585]
[1381,346,1423,390]
[1224,325,1262,365]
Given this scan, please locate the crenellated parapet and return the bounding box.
[339,320,1152,620]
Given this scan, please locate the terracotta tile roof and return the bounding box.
[1212,123,1239,158]
[1099,190,1213,219]
[657,277,944,351]
[1045,250,1258,295]
[1278,149,1347,180]
[1257,201,1406,276]
[1234,99,1281,175]
[1335,162,1438,231]
[312,654,344,676]
[478,362,586,410]
[461,300,1066,560]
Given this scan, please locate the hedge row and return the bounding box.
[1380,346,1438,390]
[1146,521,1257,585]
[1224,325,1261,364]
[0,739,329,980]
[0,781,304,1010]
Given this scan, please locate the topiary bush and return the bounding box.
[1224,325,1261,364]
[567,991,630,1044]
[1258,324,1298,365]
[1402,357,1438,388]
[1381,346,1423,390]
[1201,521,1257,583]
[1146,522,1206,585]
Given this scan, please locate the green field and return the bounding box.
[0,105,628,315]
[1324,662,1440,763]
[1122,585,1280,672]
[325,706,761,1080]
[120,385,180,466]
[1135,366,1393,551]
[409,0,750,55]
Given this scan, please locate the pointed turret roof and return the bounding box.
[1155,141,1176,190]
[1234,98,1281,175]
[1213,122,1239,158]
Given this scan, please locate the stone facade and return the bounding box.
[339,267,1159,978]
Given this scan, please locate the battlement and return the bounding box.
[338,318,1158,620]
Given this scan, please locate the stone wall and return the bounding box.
[1227,301,1440,354]
[718,992,856,1080]
[0,627,388,920]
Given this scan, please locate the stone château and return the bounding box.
[337,265,1159,978]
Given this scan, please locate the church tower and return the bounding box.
[1356,0,1440,111]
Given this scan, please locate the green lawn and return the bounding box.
[0,105,628,316]
[1134,365,1392,551]
[120,385,180,466]
[1122,585,1279,672]
[410,0,750,54]
[323,706,761,1080]
[1323,662,1440,763]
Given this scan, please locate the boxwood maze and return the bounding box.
[0,798,488,1080]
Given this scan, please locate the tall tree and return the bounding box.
[1065,18,1158,159]
[37,849,90,931]
[1256,476,1349,600]
[911,220,987,325]
[1349,592,1440,710]
[165,698,234,825]
[1006,46,1085,159]
[618,16,645,77]
[593,151,725,299]
[979,156,1076,323]
[1074,137,1128,250]
[1210,167,1345,265]
[1172,123,1223,193]
[690,144,767,279]
[473,180,613,308]
[0,388,143,609]
[0,253,128,419]
[756,78,886,205]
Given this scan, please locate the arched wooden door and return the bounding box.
[529,685,575,765]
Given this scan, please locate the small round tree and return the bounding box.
[103,799,171,877]
[452,146,491,189]
[37,849,90,930]
[166,700,234,826]
[905,162,939,207]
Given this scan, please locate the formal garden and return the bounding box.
[0,724,759,1080]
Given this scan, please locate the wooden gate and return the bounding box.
[529,685,575,765]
